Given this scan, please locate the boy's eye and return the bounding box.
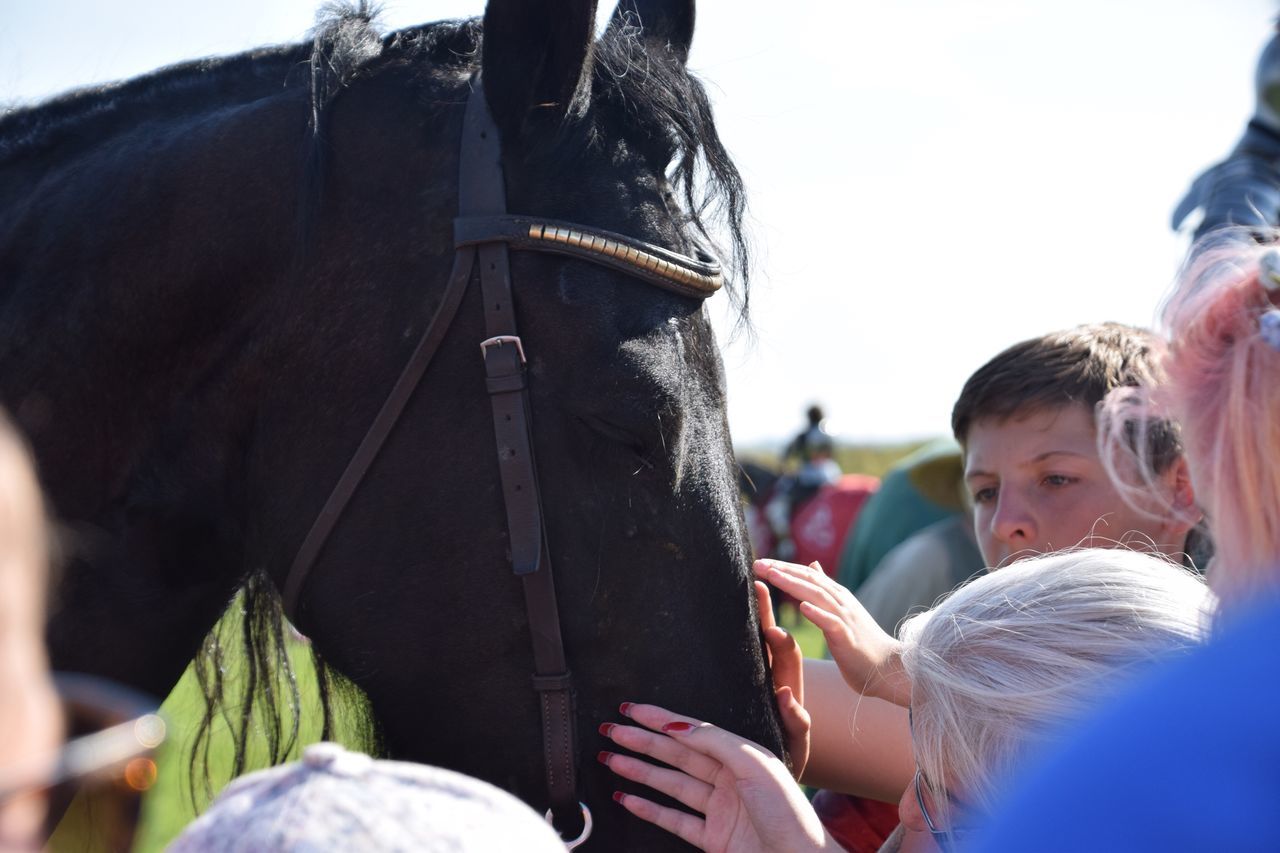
[971,486,997,504]
[1041,474,1077,488]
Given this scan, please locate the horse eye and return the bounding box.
[577,415,647,456]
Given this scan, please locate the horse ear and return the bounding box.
[481,0,598,135]
[606,0,696,65]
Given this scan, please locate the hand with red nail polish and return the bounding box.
[599,702,834,852]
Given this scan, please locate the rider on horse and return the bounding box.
[766,405,843,561]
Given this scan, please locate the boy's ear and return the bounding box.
[1163,456,1202,522]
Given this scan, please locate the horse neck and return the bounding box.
[0,76,316,518]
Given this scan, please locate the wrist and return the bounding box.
[872,641,911,706]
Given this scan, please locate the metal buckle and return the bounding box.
[545,802,592,850]
[479,335,526,363]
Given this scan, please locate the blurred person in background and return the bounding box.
[835,439,969,597]
[767,405,844,561]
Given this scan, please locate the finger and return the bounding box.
[603,722,722,784]
[753,557,816,580]
[613,791,706,849]
[621,702,705,734]
[760,558,842,596]
[798,599,855,647]
[624,703,779,778]
[775,685,811,780]
[755,581,776,670]
[762,569,841,612]
[755,581,778,634]
[601,750,715,814]
[763,625,803,707]
[776,686,811,741]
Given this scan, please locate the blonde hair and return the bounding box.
[899,548,1212,827]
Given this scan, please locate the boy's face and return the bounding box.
[963,404,1190,568]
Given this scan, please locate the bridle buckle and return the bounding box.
[480,335,526,363]
[545,802,593,850]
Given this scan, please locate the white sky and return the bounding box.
[2,1,1275,446]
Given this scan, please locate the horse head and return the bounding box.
[1,1,784,848]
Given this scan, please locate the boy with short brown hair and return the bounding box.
[802,323,1208,852]
[951,322,1201,568]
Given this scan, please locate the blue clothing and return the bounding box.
[974,596,1280,852]
[1173,30,1280,240]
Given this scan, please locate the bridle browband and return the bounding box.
[279,76,722,846]
[455,215,723,298]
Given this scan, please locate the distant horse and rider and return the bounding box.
[739,406,878,580]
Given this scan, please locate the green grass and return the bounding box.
[120,607,359,853]
[777,603,828,660]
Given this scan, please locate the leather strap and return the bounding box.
[459,78,580,827]
[281,247,473,618]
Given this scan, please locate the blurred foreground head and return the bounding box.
[0,411,60,849]
[169,742,568,852]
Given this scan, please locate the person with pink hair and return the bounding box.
[974,227,1280,850]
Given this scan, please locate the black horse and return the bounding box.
[0,0,784,848]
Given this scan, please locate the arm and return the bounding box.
[799,658,913,802]
[1173,30,1280,239]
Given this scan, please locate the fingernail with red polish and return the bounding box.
[619,702,635,717]
[597,751,613,766]
[612,791,627,804]
[662,721,696,734]
[599,723,617,737]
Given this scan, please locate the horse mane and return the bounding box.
[0,45,310,168]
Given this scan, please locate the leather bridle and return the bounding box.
[280,76,723,846]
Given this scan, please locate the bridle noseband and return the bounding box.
[280,76,722,846]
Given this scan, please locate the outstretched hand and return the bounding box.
[754,559,911,707]
[599,703,834,853]
[755,580,810,779]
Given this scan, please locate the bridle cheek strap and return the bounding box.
[460,82,582,836]
[281,246,472,615]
